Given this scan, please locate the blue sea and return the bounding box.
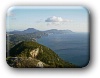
[37,33,89,67]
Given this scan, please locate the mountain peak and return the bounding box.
[24,28,39,33]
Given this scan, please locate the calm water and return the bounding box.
[37,33,89,67]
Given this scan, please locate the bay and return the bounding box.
[37,33,89,67]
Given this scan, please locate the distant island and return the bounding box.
[6,28,74,51]
[7,28,73,34]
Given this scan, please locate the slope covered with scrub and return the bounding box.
[7,41,77,68]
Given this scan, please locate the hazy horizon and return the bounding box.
[7,6,89,32]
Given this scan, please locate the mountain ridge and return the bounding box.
[7,41,77,68]
[8,28,73,34]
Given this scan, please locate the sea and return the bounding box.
[37,33,89,67]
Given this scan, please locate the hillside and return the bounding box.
[7,41,77,68]
[8,28,39,34]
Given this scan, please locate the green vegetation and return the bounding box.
[7,41,77,68]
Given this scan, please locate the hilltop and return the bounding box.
[7,41,77,68]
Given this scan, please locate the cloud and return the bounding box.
[7,12,16,20]
[7,12,15,17]
[45,16,72,22]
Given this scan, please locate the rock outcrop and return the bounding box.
[36,61,43,67]
[30,48,39,58]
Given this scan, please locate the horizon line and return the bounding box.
[6,28,89,33]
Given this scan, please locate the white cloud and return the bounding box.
[45,16,72,22]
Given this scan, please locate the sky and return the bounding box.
[6,6,89,32]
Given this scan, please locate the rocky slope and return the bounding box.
[7,41,77,68]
